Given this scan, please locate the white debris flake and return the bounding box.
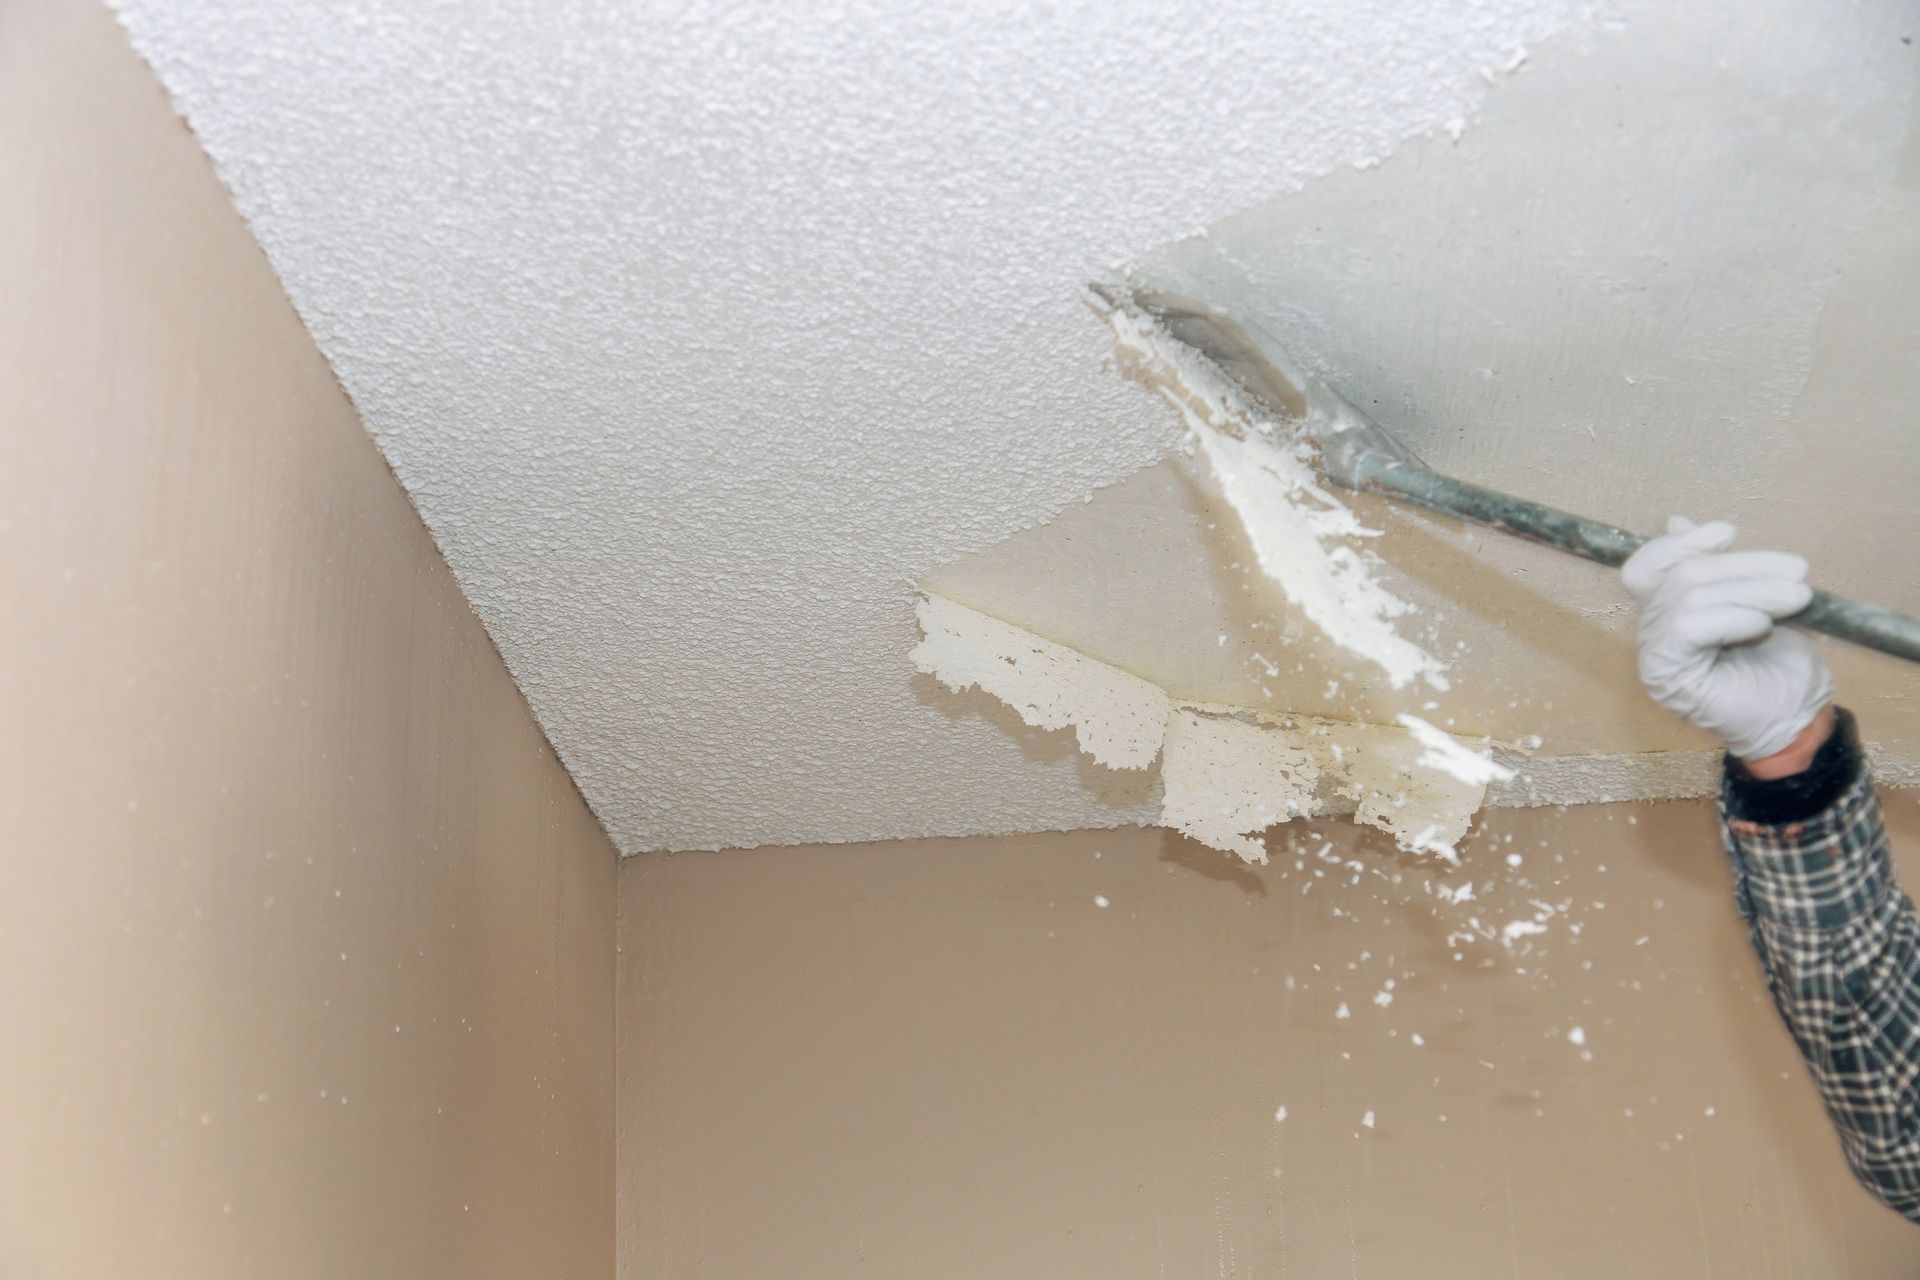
[1502,919,1548,945]
[1191,422,1444,690]
[1093,894,1111,909]
[1567,1026,1586,1046]
[1398,713,1516,785]
[1335,1001,1352,1020]
[1274,1105,1288,1122]
[911,593,1169,769]
[1361,1110,1376,1129]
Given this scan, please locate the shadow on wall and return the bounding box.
[1154,828,1268,897]
[910,670,1160,814]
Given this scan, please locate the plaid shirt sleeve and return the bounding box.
[1722,709,1920,1222]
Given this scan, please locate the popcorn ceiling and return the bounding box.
[1484,746,1920,808]
[912,591,1771,859]
[106,0,1602,853]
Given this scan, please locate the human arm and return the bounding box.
[1722,708,1920,1221]
[1624,518,1920,1220]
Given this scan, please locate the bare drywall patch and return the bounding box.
[106,0,1609,852]
[1102,298,1448,690]
[1113,0,1920,783]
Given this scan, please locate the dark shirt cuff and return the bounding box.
[1722,707,1862,826]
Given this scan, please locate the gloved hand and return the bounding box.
[1621,516,1832,760]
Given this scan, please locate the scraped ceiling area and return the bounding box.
[922,0,1920,854]
[929,0,1920,756]
[109,0,1919,853]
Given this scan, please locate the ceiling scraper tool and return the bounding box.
[1090,283,1920,666]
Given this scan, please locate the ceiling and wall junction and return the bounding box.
[109,0,1920,852]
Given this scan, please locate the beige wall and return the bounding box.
[619,794,1920,1277]
[0,2,617,1276]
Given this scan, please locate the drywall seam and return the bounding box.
[1488,747,1920,806]
[105,0,1609,853]
[1488,751,1723,807]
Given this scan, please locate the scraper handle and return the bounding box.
[1359,459,1920,666]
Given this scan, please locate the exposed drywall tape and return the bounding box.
[1159,708,1320,863]
[910,594,1171,771]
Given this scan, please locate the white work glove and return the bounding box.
[1621,516,1832,760]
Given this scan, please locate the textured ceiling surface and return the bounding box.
[108,0,1599,852]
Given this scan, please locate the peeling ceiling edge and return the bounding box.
[874,588,1920,866]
